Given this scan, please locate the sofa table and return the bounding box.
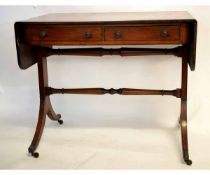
[14,11,197,165]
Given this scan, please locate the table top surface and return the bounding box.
[15,11,197,71]
[22,11,195,23]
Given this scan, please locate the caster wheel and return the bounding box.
[185,159,192,166]
[58,119,63,125]
[31,152,39,158]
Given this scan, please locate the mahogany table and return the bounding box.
[14,11,197,165]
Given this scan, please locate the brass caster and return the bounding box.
[31,152,39,158]
[28,145,39,158]
[58,119,63,125]
[184,159,192,166]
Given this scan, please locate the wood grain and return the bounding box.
[14,12,196,163]
[23,11,195,23]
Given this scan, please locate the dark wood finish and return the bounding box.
[28,57,62,158]
[15,12,197,70]
[14,12,197,165]
[46,87,181,97]
[21,23,190,54]
[25,23,188,45]
[42,47,183,57]
[27,25,103,42]
[104,25,180,42]
[23,12,195,22]
[179,46,192,165]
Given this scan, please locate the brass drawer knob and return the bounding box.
[39,31,47,39]
[84,32,92,39]
[161,30,169,37]
[114,32,122,39]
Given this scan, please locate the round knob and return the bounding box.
[114,32,122,39]
[39,31,47,39]
[161,30,169,37]
[84,32,92,39]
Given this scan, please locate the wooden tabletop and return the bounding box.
[23,11,195,23]
[15,11,197,71]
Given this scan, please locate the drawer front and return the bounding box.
[105,25,180,42]
[27,25,103,43]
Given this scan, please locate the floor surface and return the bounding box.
[0,114,209,169]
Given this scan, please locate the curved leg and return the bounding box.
[28,57,62,158]
[180,100,192,165]
[28,100,47,158]
[47,96,63,124]
[180,53,192,165]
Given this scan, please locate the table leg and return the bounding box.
[180,54,192,165]
[28,57,63,158]
[47,96,63,124]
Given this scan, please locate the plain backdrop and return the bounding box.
[0,5,210,169]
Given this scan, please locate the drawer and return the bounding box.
[26,25,103,43]
[105,25,180,42]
